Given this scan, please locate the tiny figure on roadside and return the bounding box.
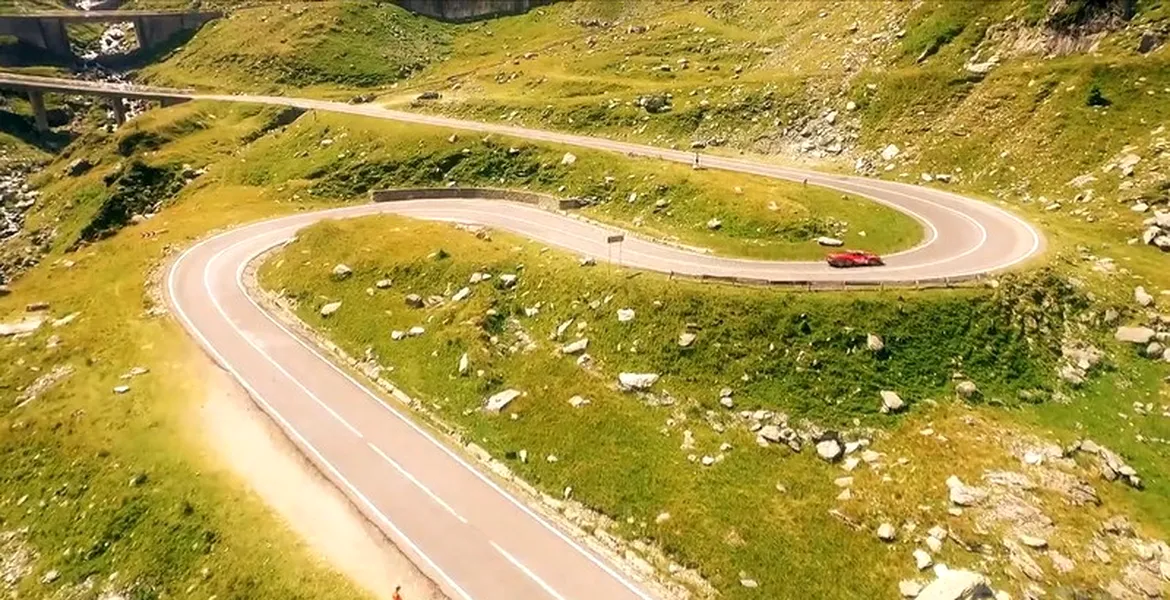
[393,585,403,600]
[803,178,808,186]
[693,151,700,169]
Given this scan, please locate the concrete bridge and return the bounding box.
[0,72,192,130]
[0,10,221,59]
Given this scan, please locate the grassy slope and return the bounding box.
[1,104,368,599]
[141,1,454,93]
[219,110,920,260]
[258,215,1169,599]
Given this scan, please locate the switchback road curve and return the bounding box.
[3,73,1047,599]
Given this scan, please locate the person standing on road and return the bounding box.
[392,586,403,600]
[693,151,700,169]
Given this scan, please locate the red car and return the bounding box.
[826,250,884,268]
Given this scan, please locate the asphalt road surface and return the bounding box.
[1,73,1046,599]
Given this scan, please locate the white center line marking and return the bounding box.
[368,441,469,524]
[490,540,569,600]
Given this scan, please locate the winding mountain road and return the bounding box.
[3,74,1046,599]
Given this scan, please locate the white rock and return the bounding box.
[655,512,671,524]
[331,264,352,279]
[880,390,905,413]
[899,580,923,598]
[758,425,783,443]
[484,389,522,413]
[846,101,857,111]
[881,144,901,161]
[375,279,393,289]
[618,372,659,391]
[562,338,589,354]
[458,352,469,376]
[320,301,342,317]
[817,236,844,247]
[867,333,885,352]
[678,332,697,347]
[617,308,636,322]
[408,326,425,337]
[1115,326,1156,344]
[945,476,987,506]
[1018,534,1047,549]
[452,286,471,301]
[568,395,590,408]
[915,569,993,600]
[499,274,518,288]
[877,523,897,542]
[561,152,577,166]
[955,381,978,399]
[391,330,406,340]
[816,439,843,462]
[914,549,933,570]
[926,536,943,553]
[1135,286,1155,307]
[706,218,722,230]
[0,316,44,336]
[113,385,130,394]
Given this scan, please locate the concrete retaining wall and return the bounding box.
[370,187,576,210]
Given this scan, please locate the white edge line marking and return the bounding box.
[367,441,469,524]
[230,233,660,600]
[490,540,569,600]
[201,242,365,439]
[165,239,476,600]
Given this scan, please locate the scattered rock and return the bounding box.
[1018,534,1047,549]
[405,293,424,308]
[562,338,589,354]
[817,236,844,247]
[877,523,897,542]
[706,218,722,230]
[66,158,92,176]
[880,390,905,413]
[1135,286,1155,307]
[617,308,635,323]
[561,152,578,166]
[881,144,900,161]
[866,333,884,352]
[618,372,659,391]
[678,332,697,347]
[899,580,923,598]
[320,301,342,317]
[458,352,469,376]
[113,385,130,394]
[955,381,979,399]
[408,326,425,337]
[452,286,471,302]
[946,476,988,506]
[499,274,519,288]
[25,301,49,312]
[485,389,522,413]
[41,569,60,584]
[915,569,994,600]
[1115,326,1155,345]
[568,395,590,408]
[375,279,392,289]
[816,438,843,462]
[0,316,44,337]
[331,264,352,280]
[914,549,933,570]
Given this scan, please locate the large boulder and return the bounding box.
[1115,326,1156,345]
[815,438,843,462]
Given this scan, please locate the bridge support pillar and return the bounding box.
[111,97,127,125]
[28,90,49,132]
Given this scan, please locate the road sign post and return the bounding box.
[606,233,624,270]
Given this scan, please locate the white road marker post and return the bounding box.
[606,233,624,271]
